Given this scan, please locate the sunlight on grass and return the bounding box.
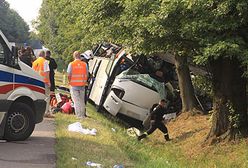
[55,104,248,168]
[55,104,184,168]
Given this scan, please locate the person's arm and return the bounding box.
[67,63,72,83]
[44,61,51,86]
[44,71,50,86]
[150,105,160,119]
[86,63,89,79]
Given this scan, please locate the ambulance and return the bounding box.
[0,30,48,141]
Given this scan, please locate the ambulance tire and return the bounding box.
[4,102,35,141]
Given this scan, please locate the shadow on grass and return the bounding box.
[88,102,144,130]
[174,128,206,142]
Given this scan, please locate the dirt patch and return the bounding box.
[167,113,211,158]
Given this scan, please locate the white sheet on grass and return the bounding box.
[68,122,97,135]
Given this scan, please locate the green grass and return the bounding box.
[55,105,248,168]
[55,104,187,168]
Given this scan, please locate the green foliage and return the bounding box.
[227,101,241,129]
[37,0,248,71]
[188,0,248,65]
[0,0,29,43]
[192,75,213,97]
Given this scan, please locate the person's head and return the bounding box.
[45,50,51,58]
[80,50,94,60]
[159,99,167,107]
[38,50,45,57]
[26,46,34,55]
[73,51,80,59]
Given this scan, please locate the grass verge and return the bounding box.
[55,104,248,168]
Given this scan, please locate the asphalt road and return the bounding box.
[0,118,56,168]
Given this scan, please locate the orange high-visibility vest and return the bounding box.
[32,57,49,84]
[69,59,87,86]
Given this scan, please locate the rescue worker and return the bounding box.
[45,50,57,92]
[67,51,88,119]
[32,50,52,117]
[138,99,170,141]
[80,50,94,106]
[81,50,93,65]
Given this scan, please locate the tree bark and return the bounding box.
[174,54,198,113]
[206,57,248,143]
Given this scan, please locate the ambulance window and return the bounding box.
[0,43,4,64]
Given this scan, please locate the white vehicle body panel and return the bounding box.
[104,90,123,116]
[89,48,166,122]
[89,58,109,105]
[103,79,161,121]
[113,79,160,110]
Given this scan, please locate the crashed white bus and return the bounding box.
[87,43,179,122]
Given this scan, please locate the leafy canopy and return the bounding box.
[37,0,248,68]
[0,0,29,43]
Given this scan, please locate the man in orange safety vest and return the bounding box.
[67,51,88,119]
[32,50,52,117]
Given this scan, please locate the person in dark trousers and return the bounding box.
[45,50,57,92]
[80,50,94,104]
[138,99,170,141]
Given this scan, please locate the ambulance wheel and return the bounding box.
[4,102,35,141]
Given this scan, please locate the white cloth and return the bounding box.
[68,122,97,135]
[70,87,85,118]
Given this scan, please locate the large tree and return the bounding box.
[0,0,29,43]
[186,0,248,142]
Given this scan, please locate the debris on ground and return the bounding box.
[68,122,97,135]
[113,164,124,168]
[126,127,140,137]
[71,157,77,161]
[85,161,102,167]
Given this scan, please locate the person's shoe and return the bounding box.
[164,134,170,141]
[78,116,86,120]
[137,134,147,141]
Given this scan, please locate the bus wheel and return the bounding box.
[4,102,35,141]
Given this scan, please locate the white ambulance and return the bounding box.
[0,30,48,141]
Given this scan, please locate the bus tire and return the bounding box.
[4,102,35,141]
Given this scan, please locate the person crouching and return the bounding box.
[138,99,170,141]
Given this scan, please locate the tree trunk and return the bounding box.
[174,54,198,113]
[206,57,248,143]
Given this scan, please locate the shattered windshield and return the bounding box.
[116,69,167,99]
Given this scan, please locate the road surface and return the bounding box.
[0,118,56,168]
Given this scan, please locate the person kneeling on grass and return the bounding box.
[138,99,170,141]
